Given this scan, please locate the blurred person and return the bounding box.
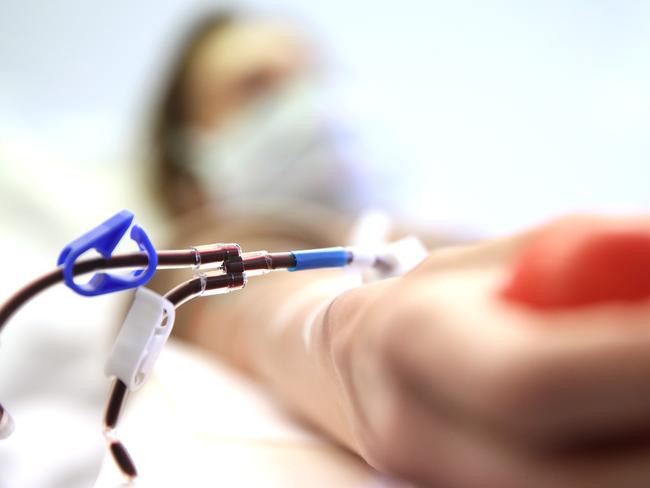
[147,9,447,339]
[150,10,387,223]
[145,10,650,488]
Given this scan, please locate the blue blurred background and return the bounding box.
[1,0,648,238]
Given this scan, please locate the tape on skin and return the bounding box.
[302,298,336,352]
[269,276,359,351]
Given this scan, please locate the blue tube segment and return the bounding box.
[288,247,351,272]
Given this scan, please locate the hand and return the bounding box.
[322,216,650,488]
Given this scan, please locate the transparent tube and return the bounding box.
[241,251,272,277]
[201,272,247,297]
[155,249,200,269]
[194,243,241,270]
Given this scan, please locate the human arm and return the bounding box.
[183,215,650,487]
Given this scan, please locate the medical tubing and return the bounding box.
[99,248,352,479]
[236,251,296,274]
[0,244,354,480]
[0,248,233,330]
[193,243,241,269]
[288,247,352,271]
[103,271,245,478]
[109,439,138,478]
[164,272,246,307]
[0,246,360,331]
[235,248,351,274]
[104,379,129,430]
[103,378,138,478]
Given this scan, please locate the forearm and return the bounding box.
[176,216,650,488]
[187,268,364,449]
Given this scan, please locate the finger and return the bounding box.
[502,215,650,308]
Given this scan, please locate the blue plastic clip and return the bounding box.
[57,210,158,297]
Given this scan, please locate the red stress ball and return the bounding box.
[501,219,650,310]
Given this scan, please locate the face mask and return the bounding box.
[184,78,379,215]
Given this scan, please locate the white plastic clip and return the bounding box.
[378,236,429,277]
[105,287,176,391]
[347,236,428,284]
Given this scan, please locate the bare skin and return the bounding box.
[167,19,650,487]
[183,19,313,132]
[179,216,650,488]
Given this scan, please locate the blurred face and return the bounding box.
[178,17,377,216]
[183,19,313,132]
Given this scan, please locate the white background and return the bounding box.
[1,0,648,236]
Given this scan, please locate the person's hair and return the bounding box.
[150,12,237,218]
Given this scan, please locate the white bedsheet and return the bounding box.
[95,340,411,488]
